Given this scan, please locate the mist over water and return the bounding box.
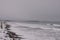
[0,0,60,22]
[0,0,60,40]
[17,21,60,25]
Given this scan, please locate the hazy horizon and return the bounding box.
[0,0,60,21]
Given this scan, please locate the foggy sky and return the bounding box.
[0,0,60,21]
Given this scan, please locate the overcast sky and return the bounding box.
[0,0,60,21]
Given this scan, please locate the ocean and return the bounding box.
[0,21,60,40]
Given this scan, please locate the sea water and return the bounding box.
[6,21,60,40]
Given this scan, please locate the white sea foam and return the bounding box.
[53,24,60,26]
[5,22,60,40]
[6,22,55,30]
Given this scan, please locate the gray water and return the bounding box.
[0,21,60,40]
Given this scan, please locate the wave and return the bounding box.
[6,22,60,31]
[53,24,60,26]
